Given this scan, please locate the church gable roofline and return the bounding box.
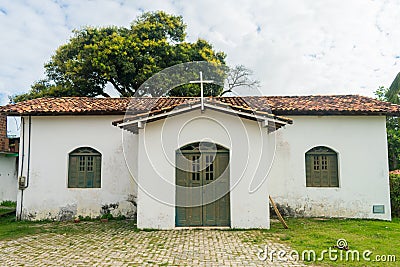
[113,99,293,134]
[1,95,400,116]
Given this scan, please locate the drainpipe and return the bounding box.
[18,116,31,220]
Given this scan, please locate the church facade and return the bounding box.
[1,95,397,228]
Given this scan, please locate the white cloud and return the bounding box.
[1,0,400,106]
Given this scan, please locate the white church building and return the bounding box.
[1,94,398,229]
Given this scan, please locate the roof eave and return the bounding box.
[1,111,127,116]
[272,111,400,116]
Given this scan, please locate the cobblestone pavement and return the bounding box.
[0,222,306,267]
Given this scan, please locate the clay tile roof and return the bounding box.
[236,95,400,116]
[0,97,135,115]
[1,95,399,116]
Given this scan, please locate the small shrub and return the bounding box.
[390,173,400,217]
[78,215,92,221]
[101,213,114,220]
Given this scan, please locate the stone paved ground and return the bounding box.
[0,222,306,267]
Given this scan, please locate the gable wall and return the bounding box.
[268,115,391,220]
[16,115,138,220]
[136,108,274,229]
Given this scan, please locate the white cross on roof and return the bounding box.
[189,71,214,112]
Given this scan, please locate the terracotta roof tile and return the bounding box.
[237,95,400,115]
[1,95,399,116]
[0,97,132,115]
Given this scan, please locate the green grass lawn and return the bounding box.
[0,200,16,216]
[252,217,400,266]
[0,209,14,216]
[0,214,44,240]
[0,214,137,241]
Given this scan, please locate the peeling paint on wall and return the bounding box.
[101,195,137,219]
[271,197,380,219]
[58,204,77,221]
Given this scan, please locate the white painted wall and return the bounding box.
[137,109,272,229]
[0,155,18,202]
[16,116,138,220]
[15,112,391,224]
[268,116,391,220]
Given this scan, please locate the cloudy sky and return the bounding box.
[1,0,400,107]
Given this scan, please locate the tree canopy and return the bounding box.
[386,72,400,104]
[13,11,229,102]
[376,85,400,170]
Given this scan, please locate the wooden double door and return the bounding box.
[175,143,230,227]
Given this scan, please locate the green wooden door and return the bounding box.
[176,144,230,227]
[176,154,202,226]
[202,152,230,226]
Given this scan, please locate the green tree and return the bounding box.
[13,11,227,102]
[375,86,400,170]
[386,72,400,104]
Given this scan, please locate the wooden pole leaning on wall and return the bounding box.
[269,195,289,229]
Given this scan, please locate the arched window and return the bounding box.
[305,146,338,187]
[68,147,101,188]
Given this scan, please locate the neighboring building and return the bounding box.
[0,114,19,202]
[0,95,398,228]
